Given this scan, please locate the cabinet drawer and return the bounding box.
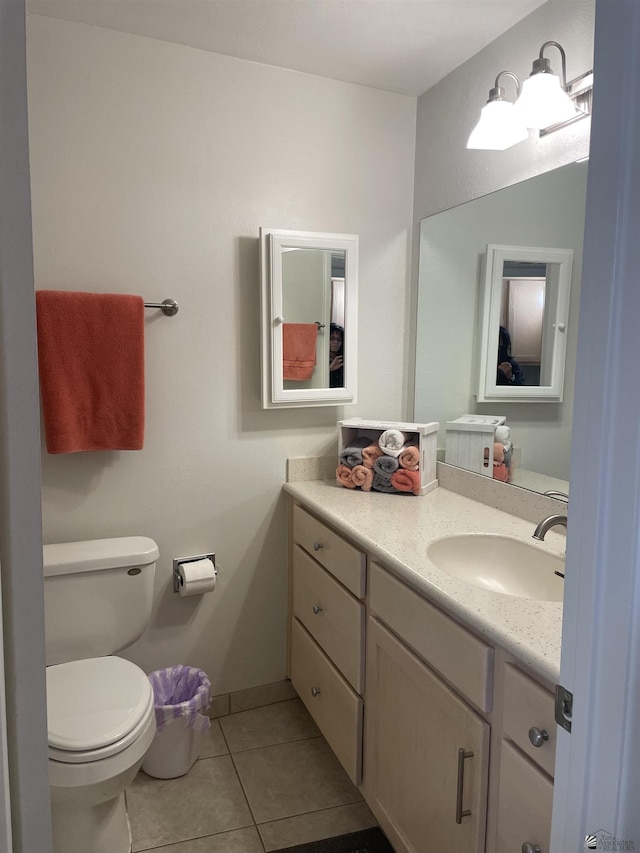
[496,740,553,853]
[290,617,363,785]
[502,664,556,778]
[293,504,365,598]
[292,545,364,693]
[369,562,493,713]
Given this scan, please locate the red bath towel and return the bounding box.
[282,323,318,381]
[36,291,145,453]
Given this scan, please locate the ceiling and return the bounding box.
[26,0,547,97]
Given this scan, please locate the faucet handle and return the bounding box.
[543,490,569,502]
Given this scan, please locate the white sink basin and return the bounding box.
[427,534,564,602]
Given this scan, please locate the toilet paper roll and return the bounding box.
[178,558,216,597]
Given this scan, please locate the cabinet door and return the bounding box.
[495,740,553,853]
[364,617,489,853]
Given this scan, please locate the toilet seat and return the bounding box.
[47,656,154,764]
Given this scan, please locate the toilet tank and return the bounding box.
[43,536,159,667]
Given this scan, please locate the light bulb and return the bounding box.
[514,73,577,130]
[467,100,529,151]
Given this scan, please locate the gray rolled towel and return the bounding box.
[372,473,400,493]
[339,435,371,468]
[373,455,400,477]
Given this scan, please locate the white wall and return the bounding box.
[410,0,594,454]
[26,14,416,695]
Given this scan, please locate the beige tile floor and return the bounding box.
[127,698,377,852]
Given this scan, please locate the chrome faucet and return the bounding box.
[542,490,569,502]
[532,514,568,541]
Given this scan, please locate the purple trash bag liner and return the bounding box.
[148,665,212,732]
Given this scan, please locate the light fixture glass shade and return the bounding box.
[513,73,577,130]
[466,100,529,150]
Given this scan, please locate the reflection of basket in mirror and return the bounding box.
[445,415,506,477]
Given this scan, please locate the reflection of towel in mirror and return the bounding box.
[351,465,374,492]
[373,455,399,477]
[336,464,356,489]
[339,436,371,468]
[282,323,318,381]
[494,425,513,473]
[391,469,421,495]
[372,473,399,493]
[398,445,420,471]
[362,444,384,468]
[378,429,407,457]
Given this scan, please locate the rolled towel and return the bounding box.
[378,429,407,457]
[351,465,374,492]
[391,469,421,495]
[373,455,399,477]
[399,445,420,471]
[362,444,385,468]
[336,464,357,489]
[339,436,371,468]
[372,473,400,493]
[495,425,511,444]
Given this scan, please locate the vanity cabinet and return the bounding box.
[288,505,366,784]
[287,499,558,853]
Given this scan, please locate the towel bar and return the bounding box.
[144,298,179,316]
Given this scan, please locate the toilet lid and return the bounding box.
[47,656,153,753]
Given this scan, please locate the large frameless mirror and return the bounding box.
[414,159,588,495]
[260,228,358,408]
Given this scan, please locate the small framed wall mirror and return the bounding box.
[476,244,573,403]
[260,228,358,408]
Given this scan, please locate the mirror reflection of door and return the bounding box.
[330,261,346,388]
[498,261,547,386]
[281,247,346,389]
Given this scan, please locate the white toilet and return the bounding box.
[43,536,159,853]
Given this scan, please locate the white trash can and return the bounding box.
[142,665,212,779]
[142,719,204,779]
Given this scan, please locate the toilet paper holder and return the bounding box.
[173,553,216,593]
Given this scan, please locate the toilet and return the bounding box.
[43,536,159,853]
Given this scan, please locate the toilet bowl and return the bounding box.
[43,537,160,853]
[47,656,156,853]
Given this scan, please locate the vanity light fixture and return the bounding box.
[514,41,580,129]
[466,71,529,150]
[468,41,593,151]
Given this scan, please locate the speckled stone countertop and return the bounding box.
[283,480,564,686]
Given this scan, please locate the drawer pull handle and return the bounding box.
[455,748,474,824]
[521,844,542,853]
[311,687,321,697]
[528,727,549,748]
[312,541,323,551]
[312,604,323,615]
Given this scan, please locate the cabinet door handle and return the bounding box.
[455,748,474,824]
[311,687,321,697]
[312,541,323,551]
[521,843,542,853]
[528,727,549,748]
[312,604,323,615]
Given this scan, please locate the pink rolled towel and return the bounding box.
[362,444,384,468]
[399,445,420,471]
[351,464,374,492]
[391,469,421,496]
[336,464,357,489]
